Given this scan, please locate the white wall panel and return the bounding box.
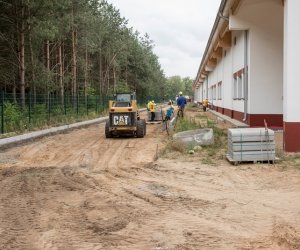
[284,0,300,122]
[222,47,233,111]
[234,0,283,114]
[232,31,245,74]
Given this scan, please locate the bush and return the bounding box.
[3,102,23,132]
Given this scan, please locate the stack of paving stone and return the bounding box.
[227,128,275,163]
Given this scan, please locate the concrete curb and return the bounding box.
[0,117,108,148]
[0,108,148,149]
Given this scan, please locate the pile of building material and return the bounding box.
[173,128,214,145]
[227,128,275,164]
[147,109,163,122]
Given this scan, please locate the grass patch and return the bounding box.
[195,114,208,119]
[289,154,300,160]
[184,103,199,112]
[174,117,199,133]
[200,121,227,165]
[281,153,300,168]
[161,113,228,164]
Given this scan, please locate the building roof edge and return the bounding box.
[194,0,229,86]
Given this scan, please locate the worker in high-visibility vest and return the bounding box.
[148,100,156,121]
[147,100,152,111]
[202,98,209,112]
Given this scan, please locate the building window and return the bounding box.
[233,77,238,99]
[233,69,244,100]
[238,75,244,99]
[218,82,222,100]
[209,86,216,101]
[214,85,216,100]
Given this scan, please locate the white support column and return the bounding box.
[283,0,300,152]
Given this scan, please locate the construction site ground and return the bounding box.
[1,109,300,249]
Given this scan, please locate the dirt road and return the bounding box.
[1,113,300,249]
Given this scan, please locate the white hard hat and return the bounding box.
[179,91,182,95]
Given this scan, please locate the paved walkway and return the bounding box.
[209,110,248,128]
[0,117,108,148]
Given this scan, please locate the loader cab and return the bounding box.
[114,92,135,101]
[112,93,135,107]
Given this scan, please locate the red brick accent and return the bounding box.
[284,122,300,152]
[230,110,244,122]
[248,114,283,128]
[209,104,217,110]
[208,106,299,152]
[223,108,232,117]
[211,107,283,129]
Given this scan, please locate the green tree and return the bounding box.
[165,76,184,98]
[0,0,166,103]
[182,77,194,97]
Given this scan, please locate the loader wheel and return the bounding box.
[105,120,112,138]
[136,120,144,138]
[142,119,146,136]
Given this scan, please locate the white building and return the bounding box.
[194,0,300,152]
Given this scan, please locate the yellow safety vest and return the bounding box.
[149,103,156,112]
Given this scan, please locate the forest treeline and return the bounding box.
[0,0,193,107]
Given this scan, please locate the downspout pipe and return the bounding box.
[201,82,204,102]
[243,30,249,122]
[206,75,208,99]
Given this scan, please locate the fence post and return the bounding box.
[1,92,4,134]
[28,92,31,125]
[96,95,98,113]
[86,95,89,115]
[48,92,51,121]
[64,94,67,116]
[102,95,105,112]
[76,94,79,115]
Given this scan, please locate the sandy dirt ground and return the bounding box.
[1,111,300,249]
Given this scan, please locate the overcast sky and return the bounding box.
[107,0,221,79]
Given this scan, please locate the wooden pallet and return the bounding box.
[226,154,279,165]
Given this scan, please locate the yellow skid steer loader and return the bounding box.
[105,92,146,138]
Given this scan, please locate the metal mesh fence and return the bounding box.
[0,93,112,134]
[0,92,166,134]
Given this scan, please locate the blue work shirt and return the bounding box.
[176,96,187,108]
[166,107,174,117]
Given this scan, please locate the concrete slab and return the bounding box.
[173,128,214,145]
